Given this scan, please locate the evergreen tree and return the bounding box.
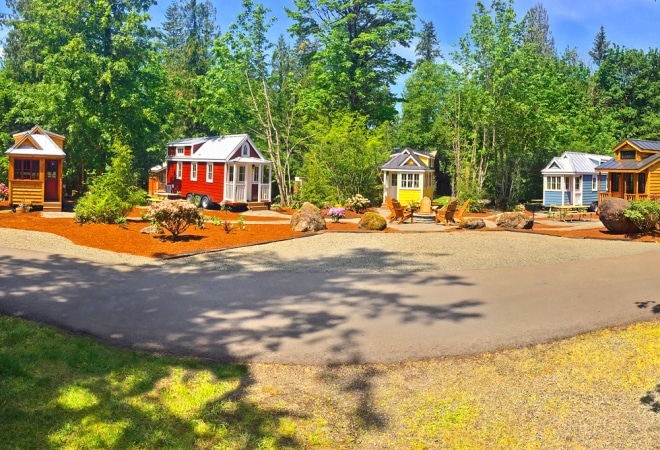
[589,25,610,66]
[415,19,442,66]
[524,3,555,57]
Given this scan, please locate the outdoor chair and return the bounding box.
[435,199,458,225]
[385,196,397,222]
[391,199,414,224]
[453,199,471,223]
[418,197,433,214]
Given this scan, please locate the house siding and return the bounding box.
[544,191,562,206]
[398,189,421,205]
[178,162,225,203]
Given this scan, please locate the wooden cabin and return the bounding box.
[595,139,660,203]
[381,148,435,206]
[541,151,611,207]
[6,126,65,212]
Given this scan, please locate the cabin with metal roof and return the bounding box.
[541,151,612,207]
[595,138,660,203]
[160,134,272,209]
[381,148,435,206]
[5,125,66,212]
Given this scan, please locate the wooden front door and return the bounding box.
[45,160,59,201]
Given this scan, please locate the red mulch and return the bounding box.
[1,206,658,259]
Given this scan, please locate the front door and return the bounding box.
[45,160,59,201]
[573,176,582,205]
[251,165,260,201]
[386,172,398,200]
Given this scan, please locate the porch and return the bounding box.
[223,163,272,203]
[597,171,650,203]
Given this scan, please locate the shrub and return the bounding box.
[147,199,204,237]
[623,199,660,233]
[0,182,8,201]
[345,194,371,213]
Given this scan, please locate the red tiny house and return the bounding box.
[158,134,272,209]
[5,126,66,212]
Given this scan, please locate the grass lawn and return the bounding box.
[1,315,659,449]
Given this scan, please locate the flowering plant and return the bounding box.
[147,199,204,237]
[326,207,345,223]
[0,183,8,201]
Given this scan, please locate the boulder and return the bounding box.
[599,197,639,234]
[140,224,164,234]
[290,202,327,232]
[459,218,486,229]
[496,212,533,229]
[358,212,387,230]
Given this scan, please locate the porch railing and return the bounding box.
[260,184,271,202]
[599,192,649,202]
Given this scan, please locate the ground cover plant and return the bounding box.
[1,315,658,448]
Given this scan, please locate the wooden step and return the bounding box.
[248,201,269,211]
[43,202,62,212]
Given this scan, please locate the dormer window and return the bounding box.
[620,150,635,160]
[242,143,249,157]
[176,146,184,156]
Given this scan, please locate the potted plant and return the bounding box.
[15,199,32,214]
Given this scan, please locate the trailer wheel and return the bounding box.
[185,193,194,202]
[201,195,212,209]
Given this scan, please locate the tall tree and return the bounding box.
[589,25,610,66]
[523,3,555,57]
[287,0,417,123]
[415,19,442,65]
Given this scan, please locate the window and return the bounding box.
[14,159,40,180]
[242,143,249,157]
[253,165,260,182]
[611,173,620,192]
[176,162,182,180]
[592,176,598,191]
[228,167,234,182]
[545,176,562,191]
[620,150,635,160]
[206,163,213,182]
[176,146,184,155]
[401,173,419,188]
[574,176,580,190]
[190,162,197,181]
[638,173,646,194]
[238,166,246,182]
[391,173,397,187]
[625,173,634,194]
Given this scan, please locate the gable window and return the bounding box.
[176,146,184,156]
[176,162,182,180]
[401,173,419,189]
[190,162,197,181]
[545,176,562,191]
[206,163,213,182]
[14,159,40,180]
[620,150,635,160]
[242,143,249,157]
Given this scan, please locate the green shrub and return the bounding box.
[147,199,204,237]
[623,199,660,233]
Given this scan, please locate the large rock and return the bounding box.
[599,197,639,234]
[496,211,533,229]
[358,212,387,230]
[459,218,486,229]
[290,202,327,232]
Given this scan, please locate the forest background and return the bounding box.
[1,0,659,209]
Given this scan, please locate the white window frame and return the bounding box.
[238,166,246,182]
[176,146,184,156]
[401,173,420,189]
[592,175,598,191]
[253,165,260,182]
[206,162,213,182]
[176,162,182,180]
[191,162,197,181]
[545,175,562,191]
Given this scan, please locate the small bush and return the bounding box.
[345,194,371,213]
[147,199,204,237]
[623,199,660,233]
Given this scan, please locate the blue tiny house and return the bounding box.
[541,152,612,207]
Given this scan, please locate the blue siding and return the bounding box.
[544,191,562,206]
[564,192,571,204]
[582,175,598,205]
[598,174,608,192]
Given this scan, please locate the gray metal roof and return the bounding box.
[541,151,611,175]
[596,152,660,171]
[167,137,211,146]
[628,139,660,151]
[382,148,433,171]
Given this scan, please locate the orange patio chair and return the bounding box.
[435,199,458,225]
[391,199,414,224]
[453,199,471,223]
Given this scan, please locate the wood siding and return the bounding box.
[649,172,660,196]
[10,180,43,205]
[167,161,226,203]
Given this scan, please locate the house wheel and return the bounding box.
[201,195,212,209]
[185,193,194,202]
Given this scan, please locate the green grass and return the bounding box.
[2,315,659,449]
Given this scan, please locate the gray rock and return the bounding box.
[358,212,387,230]
[496,212,533,229]
[599,197,639,234]
[460,218,486,229]
[290,202,327,232]
[140,224,164,234]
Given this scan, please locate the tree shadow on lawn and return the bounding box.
[0,247,484,444]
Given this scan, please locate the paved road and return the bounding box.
[1,238,659,365]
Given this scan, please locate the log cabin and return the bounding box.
[6,126,65,212]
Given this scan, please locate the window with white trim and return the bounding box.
[401,173,420,189]
[253,165,260,182]
[191,162,197,181]
[206,162,213,182]
[238,166,246,182]
[391,173,397,187]
[176,146,184,155]
[592,176,597,191]
[176,162,182,180]
[545,176,561,191]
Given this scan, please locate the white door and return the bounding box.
[573,176,582,205]
[386,172,398,200]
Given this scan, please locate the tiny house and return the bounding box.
[161,134,272,209]
[6,126,65,212]
[381,148,435,206]
[541,152,611,207]
[595,139,660,202]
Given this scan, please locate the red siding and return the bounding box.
[174,161,225,203]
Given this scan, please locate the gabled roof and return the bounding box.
[615,139,660,153]
[596,152,660,172]
[541,151,611,175]
[168,134,270,163]
[381,148,434,172]
[6,125,65,157]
